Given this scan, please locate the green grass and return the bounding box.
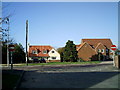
[2,70,21,89]
[2,61,101,66]
[28,61,101,66]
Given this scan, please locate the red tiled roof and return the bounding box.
[77,42,96,53]
[95,42,106,49]
[76,44,81,49]
[29,45,53,57]
[81,39,113,49]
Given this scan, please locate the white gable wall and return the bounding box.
[48,48,60,60]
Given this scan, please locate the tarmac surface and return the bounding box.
[16,61,120,89]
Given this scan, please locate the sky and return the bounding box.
[2,2,118,49]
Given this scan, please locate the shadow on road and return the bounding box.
[2,69,24,89]
[19,71,119,89]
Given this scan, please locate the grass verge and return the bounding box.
[28,61,101,66]
[2,61,101,66]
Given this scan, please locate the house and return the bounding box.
[77,39,113,61]
[28,45,60,62]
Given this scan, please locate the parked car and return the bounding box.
[40,58,46,63]
[33,58,40,63]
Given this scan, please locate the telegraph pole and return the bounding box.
[26,20,28,66]
[7,18,9,67]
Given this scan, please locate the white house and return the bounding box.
[48,48,60,61]
[28,45,61,62]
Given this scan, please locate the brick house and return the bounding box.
[77,39,113,61]
[28,45,60,62]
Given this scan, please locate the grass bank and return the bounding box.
[2,61,101,66]
[28,61,101,66]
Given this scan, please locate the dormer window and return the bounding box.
[43,50,47,54]
[32,50,37,54]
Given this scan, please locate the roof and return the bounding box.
[29,45,53,57]
[29,45,52,50]
[81,39,113,49]
[76,44,81,49]
[77,42,96,53]
[95,42,106,49]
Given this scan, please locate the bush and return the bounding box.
[77,58,85,62]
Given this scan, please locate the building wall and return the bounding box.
[48,49,60,60]
[95,44,106,56]
[77,43,97,61]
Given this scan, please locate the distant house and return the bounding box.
[28,45,60,62]
[77,39,113,61]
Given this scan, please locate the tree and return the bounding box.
[12,43,25,63]
[57,47,65,62]
[2,43,25,64]
[63,40,78,62]
[2,44,7,64]
[2,39,15,64]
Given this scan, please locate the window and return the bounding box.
[98,49,101,53]
[52,51,55,53]
[43,50,47,54]
[101,49,104,53]
[52,57,56,59]
[32,50,37,54]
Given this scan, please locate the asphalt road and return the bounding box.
[18,63,120,89]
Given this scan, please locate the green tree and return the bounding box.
[57,47,65,62]
[63,40,78,62]
[2,39,15,64]
[12,43,25,63]
[2,45,7,64]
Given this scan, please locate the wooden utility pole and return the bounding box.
[26,20,28,66]
[7,18,10,67]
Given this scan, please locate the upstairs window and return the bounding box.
[98,49,101,53]
[32,50,37,54]
[43,50,47,54]
[101,49,104,53]
[52,51,55,53]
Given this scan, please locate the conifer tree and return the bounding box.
[63,40,78,62]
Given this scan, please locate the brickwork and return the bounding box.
[95,43,106,55]
[77,42,97,61]
[77,39,113,61]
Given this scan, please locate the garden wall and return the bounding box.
[114,55,120,69]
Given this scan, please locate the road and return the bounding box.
[17,62,120,89]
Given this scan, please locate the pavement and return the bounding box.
[13,61,120,89]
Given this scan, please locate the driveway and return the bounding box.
[18,63,120,89]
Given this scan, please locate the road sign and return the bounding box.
[111,45,117,51]
[9,44,15,70]
[9,44,15,51]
